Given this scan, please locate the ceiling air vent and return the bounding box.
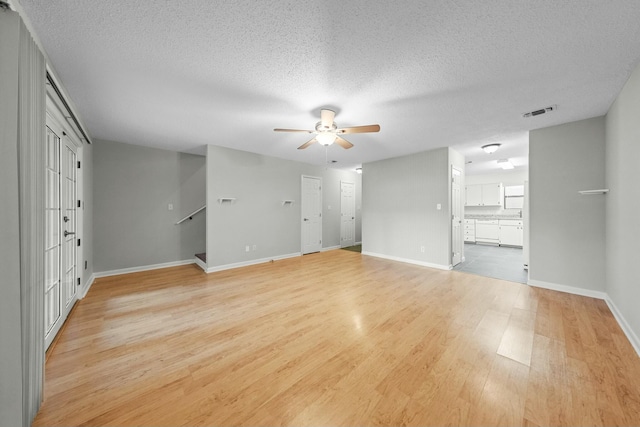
[522,105,556,118]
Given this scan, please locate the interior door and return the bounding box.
[451,167,462,266]
[340,181,355,247]
[301,176,322,254]
[44,123,79,349]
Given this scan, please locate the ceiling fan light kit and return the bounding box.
[274,108,380,150]
[481,143,501,154]
[316,132,337,146]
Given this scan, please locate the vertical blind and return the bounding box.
[18,13,46,425]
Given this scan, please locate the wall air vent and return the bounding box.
[522,105,557,118]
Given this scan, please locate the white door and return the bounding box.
[301,176,322,254]
[44,123,79,349]
[451,167,462,266]
[340,181,355,247]
[44,126,62,347]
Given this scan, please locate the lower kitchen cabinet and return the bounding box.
[475,220,499,244]
[464,219,476,243]
[499,219,523,247]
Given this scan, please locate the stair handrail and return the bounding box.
[176,205,206,225]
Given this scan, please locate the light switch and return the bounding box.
[168,203,174,211]
[436,203,441,210]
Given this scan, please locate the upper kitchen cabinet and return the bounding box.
[465,183,503,206]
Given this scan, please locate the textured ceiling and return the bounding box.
[17,0,640,174]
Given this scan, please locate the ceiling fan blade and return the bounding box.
[274,128,314,133]
[297,137,317,150]
[337,124,380,134]
[335,136,354,149]
[320,109,336,127]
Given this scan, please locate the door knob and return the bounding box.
[64,230,75,237]
[303,218,309,221]
[63,216,70,223]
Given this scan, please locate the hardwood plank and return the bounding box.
[32,251,640,426]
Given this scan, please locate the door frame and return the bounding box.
[451,166,463,267]
[301,175,323,254]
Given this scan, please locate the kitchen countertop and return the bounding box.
[465,216,522,220]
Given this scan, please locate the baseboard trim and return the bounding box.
[94,259,196,278]
[605,297,640,357]
[206,252,301,273]
[527,279,608,300]
[322,245,341,252]
[194,257,206,272]
[362,251,451,271]
[79,274,95,299]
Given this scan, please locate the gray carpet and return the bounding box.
[453,243,528,284]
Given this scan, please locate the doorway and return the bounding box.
[44,110,82,349]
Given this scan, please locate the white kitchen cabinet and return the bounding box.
[464,219,476,243]
[475,219,499,244]
[499,220,523,247]
[465,185,482,206]
[481,183,503,206]
[465,183,503,207]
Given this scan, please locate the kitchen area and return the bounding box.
[454,175,529,284]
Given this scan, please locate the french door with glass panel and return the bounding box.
[45,120,79,349]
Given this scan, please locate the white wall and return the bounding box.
[465,169,528,186]
[362,147,464,269]
[93,140,206,273]
[206,145,362,270]
[605,61,640,348]
[529,116,606,294]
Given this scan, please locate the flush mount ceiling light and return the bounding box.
[481,143,501,154]
[497,159,515,170]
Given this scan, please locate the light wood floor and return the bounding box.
[34,250,640,426]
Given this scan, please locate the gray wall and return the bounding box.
[606,61,640,341]
[206,145,362,269]
[529,116,606,292]
[362,147,455,268]
[94,140,206,272]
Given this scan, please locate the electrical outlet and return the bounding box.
[245,245,250,252]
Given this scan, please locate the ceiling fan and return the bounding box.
[274,109,380,149]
